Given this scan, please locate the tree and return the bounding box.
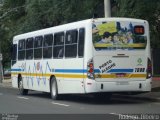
[0,0,25,68]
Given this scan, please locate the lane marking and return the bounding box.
[17,96,29,100]
[51,102,70,107]
[0,93,3,95]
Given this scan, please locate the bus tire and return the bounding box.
[50,77,60,100]
[18,76,28,95]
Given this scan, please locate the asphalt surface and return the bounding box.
[0,86,160,114]
[1,79,160,120]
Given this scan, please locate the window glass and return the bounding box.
[12,44,17,61]
[34,36,43,59]
[18,39,25,50]
[18,39,25,60]
[43,34,53,47]
[78,28,85,57]
[66,30,78,44]
[54,32,64,45]
[11,44,17,66]
[53,32,64,58]
[65,30,78,58]
[43,34,53,58]
[34,36,43,48]
[26,38,33,49]
[26,37,33,60]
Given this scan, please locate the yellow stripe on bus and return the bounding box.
[99,74,146,78]
[11,72,87,79]
[12,72,146,79]
[94,43,146,48]
[129,74,146,78]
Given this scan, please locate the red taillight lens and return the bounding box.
[89,68,94,73]
[87,59,95,79]
[89,63,93,68]
[147,58,152,79]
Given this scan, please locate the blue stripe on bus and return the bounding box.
[54,69,86,73]
[11,68,101,73]
[11,69,23,72]
[94,69,101,73]
[54,69,100,73]
[107,69,134,73]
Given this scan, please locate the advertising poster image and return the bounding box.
[92,21,147,50]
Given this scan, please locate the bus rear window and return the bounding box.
[92,21,147,50]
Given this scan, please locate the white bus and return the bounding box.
[11,18,152,100]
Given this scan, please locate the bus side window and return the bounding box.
[78,28,85,57]
[34,36,43,59]
[11,44,17,66]
[53,32,64,59]
[43,34,53,59]
[26,37,34,60]
[65,29,78,58]
[18,39,25,60]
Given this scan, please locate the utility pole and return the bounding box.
[104,0,111,18]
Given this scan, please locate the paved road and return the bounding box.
[0,86,160,114]
[1,79,160,120]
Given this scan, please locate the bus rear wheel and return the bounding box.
[50,77,60,100]
[18,76,28,95]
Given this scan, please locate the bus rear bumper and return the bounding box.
[85,79,152,93]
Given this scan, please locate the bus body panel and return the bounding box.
[58,58,85,94]
[11,18,152,96]
[11,19,90,94]
[90,18,151,93]
[93,51,147,82]
[84,78,151,93]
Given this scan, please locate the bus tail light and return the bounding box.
[87,59,95,79]
[146,58,152,79]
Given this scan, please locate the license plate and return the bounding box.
[116,81,129,85]
[116,73,126,78]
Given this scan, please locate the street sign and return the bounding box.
[0,53,2,60]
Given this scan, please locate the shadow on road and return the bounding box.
[23,91,153,105]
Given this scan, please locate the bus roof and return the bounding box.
[13,17,148,42]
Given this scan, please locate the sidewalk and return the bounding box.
[0,78,12,88]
